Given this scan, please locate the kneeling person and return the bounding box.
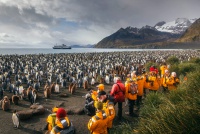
[50,108,75,134]
[98,91,115,131]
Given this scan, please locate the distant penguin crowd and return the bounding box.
[0,50,200,100]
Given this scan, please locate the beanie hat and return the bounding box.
[56,108,66,118]
[95,101,103,110]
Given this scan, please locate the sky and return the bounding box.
[0,0,200,48]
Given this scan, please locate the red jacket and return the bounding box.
[110,80,125,103]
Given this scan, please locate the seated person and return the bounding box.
[50,108,75,134]
[84,93,95,116]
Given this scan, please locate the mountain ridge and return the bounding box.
[155,18,197,34]
[176,18,200,42]
[94,18,199,49]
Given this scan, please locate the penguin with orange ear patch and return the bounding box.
[69,82,73,94]
[12,110,20,129]
[83,74,88,90]
[71,83,77,94]
[44,86,51,98]
[83,80,88,90]
[32,89,38,104]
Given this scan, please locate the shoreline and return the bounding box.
[0,48,199,55]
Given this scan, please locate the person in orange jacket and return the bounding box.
[142,70,150,98]
[92,84,105,109]
[46,107,59,132]
[125,79,138,117]
[88,101,108,134]
[97,91,115,132]
[136,75,145,109]
[50,108,75,134]
[166,72,180,91]
[124,74,131,106]
[160,63,168,77]
[161,69,170,93]
[148,71,160,92]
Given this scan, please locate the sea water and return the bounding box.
[0,48,178,55]
[0,48,138,55]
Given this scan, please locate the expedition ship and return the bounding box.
[53,44,71,49]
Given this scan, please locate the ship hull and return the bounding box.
[53,44,71,49]
[53,47,71,49]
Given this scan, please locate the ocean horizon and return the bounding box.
[0,48,187,55]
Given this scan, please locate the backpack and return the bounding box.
[60,121,75,134]
[129,83,138,95]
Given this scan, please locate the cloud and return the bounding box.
[0,0,200,48]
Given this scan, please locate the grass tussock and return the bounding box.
[137,70,200,134]
[139,92,165,118]
[110,123,135,134]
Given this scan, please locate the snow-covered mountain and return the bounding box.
[154,18,197,34]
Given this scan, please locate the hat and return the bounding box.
[96,84,104,91]
[95,101,103,110]
[85,93,91,99]
[98,90,106,98]
[56,108,66,118]
[171,72,176,77]
[52,107,59,113]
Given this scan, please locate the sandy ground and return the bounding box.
[0,82,138,134]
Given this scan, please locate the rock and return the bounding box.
[55,101,65,107]
[66,107,85,115]
[32,107,45,115]
[30,104,39,109]
[73,108,85,115]
[58,94,68,98]
[17,109,33,120]
[30,104,45,115]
